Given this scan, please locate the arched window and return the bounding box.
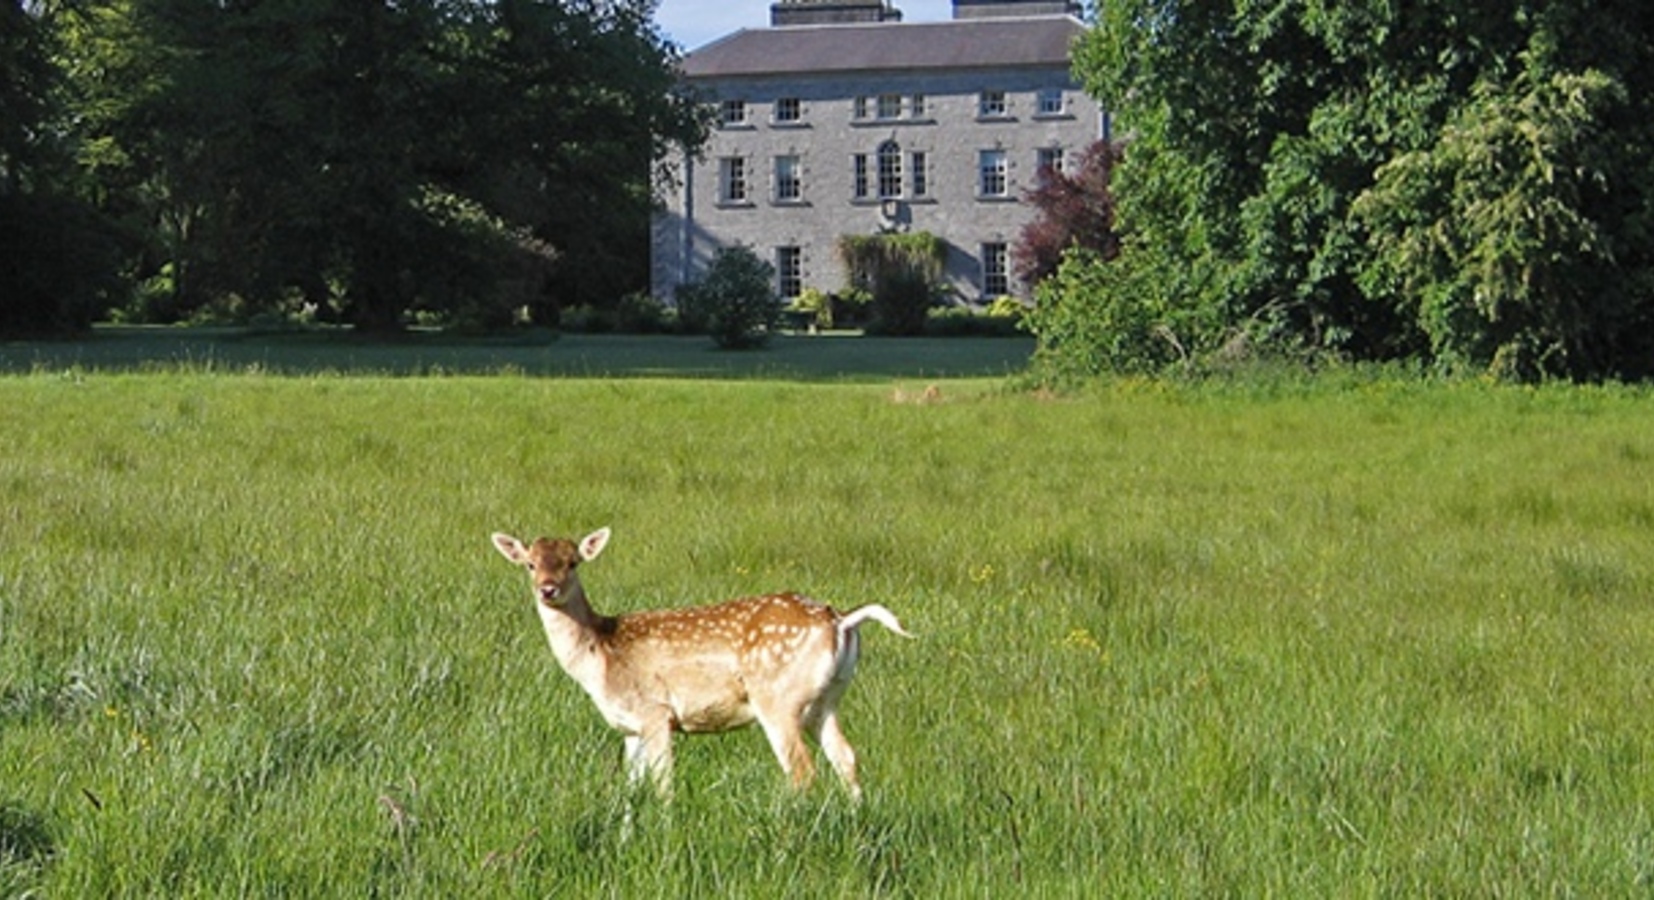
[876,140,903,199]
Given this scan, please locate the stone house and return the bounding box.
[650,0,1106,306]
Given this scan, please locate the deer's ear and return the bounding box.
[492,533,528,564]
[578,527,611,562]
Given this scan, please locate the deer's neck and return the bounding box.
[535,585,614,685]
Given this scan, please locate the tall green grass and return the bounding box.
[3,369,1653,895]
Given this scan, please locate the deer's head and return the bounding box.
[492,528,610,605]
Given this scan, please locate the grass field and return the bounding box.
[0,326,1035,380]
[2,336,1654,895]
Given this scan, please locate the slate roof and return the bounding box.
[680,16,1085,79]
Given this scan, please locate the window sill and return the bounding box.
[770,120,811,129]
[715,200,757,209]
[975,114,1016,123]
[850,118,936,127]
[975,194,1018,203]
[1032,112,1075,121]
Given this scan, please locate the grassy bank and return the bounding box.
[2,369,1652,895]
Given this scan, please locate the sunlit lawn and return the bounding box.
[2,341,1652,895]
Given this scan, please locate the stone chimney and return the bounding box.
[952,0,1082,18]
[770,0,903,27]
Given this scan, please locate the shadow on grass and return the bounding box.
[0,801,55,889]
[0,327,1034,381]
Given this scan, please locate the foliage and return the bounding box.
[1025,246,1205,381]
[829,288,872,329]
[922,305,1025,338]
[1353,54,1643,379]
[674,245,779,349]
[0,1,126,337]
[559,292,673,334]
[41,0,707,333]
[1071,0,1654,380]
[787,287,834,330]
[0,0,55,192]
[837,232,947,336]
[1013,139,1123,285]
[0,172,126,339]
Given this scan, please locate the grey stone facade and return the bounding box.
[650,4,1104,306]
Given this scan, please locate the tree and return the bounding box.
[51,0,706,332]
[1055,0,1654,381]
[1354,50,1642,379]
[0,0,123,337]
[1013,139,1122,286]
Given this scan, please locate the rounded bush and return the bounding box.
[676,246,780,349]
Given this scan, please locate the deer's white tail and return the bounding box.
[838,604,914,640]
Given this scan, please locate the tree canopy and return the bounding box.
[1034,0,1654,381]
[2,0,705,335]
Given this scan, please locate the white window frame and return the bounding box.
[774,155,802,203]
[719,156,748,203]
[774,97,802,123]
[777,246,803,299]
[981,242,1009,297]
[1037,147,1065,177]
[876,141,903,199]
[978,90,1008,118]
[719,99,746,127]
[1036,88,1065,116]
[978,149,1008,197]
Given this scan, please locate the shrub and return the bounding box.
[831,289,872,329]
[788,287,834,330]
[613,291,671,334]
[558,304,612,333]
[923,306,1026,337]
[675,246,780,349]
[838,233,947,336]
[1024,246,1215,382]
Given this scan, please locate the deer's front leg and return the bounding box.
[623,734,650,787]
[624,710,676,800]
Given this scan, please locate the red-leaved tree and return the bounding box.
[1013,139,1123,286]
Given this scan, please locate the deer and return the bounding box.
[490,527,912,802]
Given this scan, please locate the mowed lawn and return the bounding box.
[2,336,1653,895]
[0,326,1035,380]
